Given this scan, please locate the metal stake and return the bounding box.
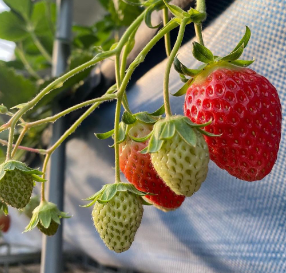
[40,1,73,272]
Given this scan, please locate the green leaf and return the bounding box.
[95,129,114,140]
[129,131,153,142]
[39,211,52,228]
[197,128,221,137]
[232,26,251,52]
[173,56,184,74]
[181,65,202,77]
[0,11,29,41]
[229,59,254,67]
[143,122,165,153]
[122,111,137,125]
[3,0,32,20]
[135,112,157,124]
[150,105,165,116]
[83,185,107,201]
[192,42,214,63]
[98,184,118,203]
[141,198,153,206]
[0,64,37,108]
[117,183,149,196]
[160,121,175,140]
[172,79,193,96]
[184,117,212,128]
[31,2,56,36]
[175,119,197,146]
[104,0,143,27]
[221,43,244,62]
[163,0,189,19]
[73,34,99,49]
[118,122,127,144]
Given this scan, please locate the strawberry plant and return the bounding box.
[0,0,282,253]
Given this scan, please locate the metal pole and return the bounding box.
[41,1,73,273]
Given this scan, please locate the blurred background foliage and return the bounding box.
[0,0,143,164]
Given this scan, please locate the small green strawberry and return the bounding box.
[0,160,45,209]
[24,200,70,236]
[141,115,215,196]
[83,183,150,253]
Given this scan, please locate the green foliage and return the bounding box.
[0,0,144,162]
[0,11,29,41]
[0,64,37,108]
[99,0,143,27]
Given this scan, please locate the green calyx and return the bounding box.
[140,115,218,154]
[94,105,165,145]
[82,182,153,208]
[0,201,8,216]
[0,160,45,183]
[24,201,70,233]
[173,26,255,95]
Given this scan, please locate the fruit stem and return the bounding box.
[0,139,46,155]
[163,18,188,117]
[41,153,51,202]
[194,24,204,46]
[29,31,52,64]
[195,0,206,46]
[163,7,171,57]
[3,10,148,158]
[10,95,116,158]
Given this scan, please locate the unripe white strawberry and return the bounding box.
[92,191,143,253]
[151,131,209,196]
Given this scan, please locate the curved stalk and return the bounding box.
[30,32,52,63]
[163,18,188,117]
[163,7,171,56]
[195,0,206,45]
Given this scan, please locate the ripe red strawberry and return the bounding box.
[119,121,185,211]
[184,65,282,181]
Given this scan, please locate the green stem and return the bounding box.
[16,45,41,80]
[0,139,46,155]
[195,0,206,46]
[4,9,147,160]
[6,127,14,161]
[163,18,188,117]
[194,23,204,46]
[47,102,107,155]
[11,126,28,158]
[41,153,51,202]
[114,95,123,183]
[163,7,171,56]
[118,19,179,99]
[11,95,115,158]
[30,32,52,63]
[27,95,116,128]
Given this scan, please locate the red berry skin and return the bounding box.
[119,122,185,211]
[184,66,282,181]
[0,214,10,233]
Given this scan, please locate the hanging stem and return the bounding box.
[163,7,171,56]
[194,24,204,46]
[0,139,46,155]
[113,94,123,183]
[163,18,188,117]
[30,32,52,63]
[195,0,206,45]
[16,45,41,80]
[41,153,51,202]
[11,95,116,158]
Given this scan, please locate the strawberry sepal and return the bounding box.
[83,182,153,208]
[24,201,70,234]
